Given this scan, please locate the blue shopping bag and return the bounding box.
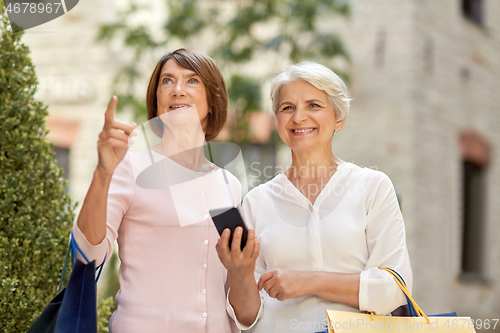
[27,231,105,333]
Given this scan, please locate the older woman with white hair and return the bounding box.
[216,61,412,332]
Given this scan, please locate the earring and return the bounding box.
[337,127,340,131]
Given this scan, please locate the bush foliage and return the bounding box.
[0,1,113,331]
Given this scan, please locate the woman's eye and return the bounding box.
[281,106,293,112]
[310,103,320,108]
[188,78,199,84]
[162,78,173,84]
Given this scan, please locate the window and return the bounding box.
[46,116,79,193]
[459,130,490,282]
[460,160,485,277]
[462,0,483,25]
[54,146,70,192]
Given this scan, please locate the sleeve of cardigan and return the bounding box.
[225,187,266,330]
[358,171,413,315]
[72,153,135,264]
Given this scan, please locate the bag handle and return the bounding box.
[58,242,73,292]
[382,268,421,318]
[71,230,107,281]
[381,268,430,324]
[383,269,417,317]
[57,231,107,292]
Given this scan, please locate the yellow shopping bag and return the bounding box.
[326,269,476,333]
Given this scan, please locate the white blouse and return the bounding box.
[227,161,412,333]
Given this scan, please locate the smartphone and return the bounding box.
[209,206,248,251]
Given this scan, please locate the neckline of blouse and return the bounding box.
[275,161,354,207]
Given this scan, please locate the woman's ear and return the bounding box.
[335,118,346,132]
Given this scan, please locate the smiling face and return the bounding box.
[277,80,345,153]
[156,59,210,130]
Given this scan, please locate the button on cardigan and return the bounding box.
[227,161,412,333]
[72,150,240,333]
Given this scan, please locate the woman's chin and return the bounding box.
[286,139,332,154]
[159,111,202,128]
[288,144,315,152]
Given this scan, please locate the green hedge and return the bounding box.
[0,1,114,331]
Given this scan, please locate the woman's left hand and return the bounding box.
[258,269,310,301]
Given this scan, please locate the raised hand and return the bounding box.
[96,96,137,177]
[258,269,310,301]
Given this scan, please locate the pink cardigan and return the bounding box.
[73,150,240,333]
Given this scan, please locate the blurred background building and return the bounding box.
[21,0,499,330]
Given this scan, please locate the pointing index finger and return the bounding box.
[104,96,118,129]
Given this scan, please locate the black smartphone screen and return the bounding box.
[209,207,248,251]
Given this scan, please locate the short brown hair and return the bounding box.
[146,49,228,142]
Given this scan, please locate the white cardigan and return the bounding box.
[227,161,412,333]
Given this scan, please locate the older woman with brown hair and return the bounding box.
[216,61,412,332]
[73,49,240,332]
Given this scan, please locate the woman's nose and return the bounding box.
[292,107,307,123]
[171,82,186,96]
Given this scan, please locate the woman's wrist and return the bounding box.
[227,267,256,285]
[305,271,321,297]
[94,165,114,184]
[227,269,261,327]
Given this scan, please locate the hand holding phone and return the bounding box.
[209,207,248,251]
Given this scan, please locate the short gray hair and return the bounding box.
[270,61,351,121]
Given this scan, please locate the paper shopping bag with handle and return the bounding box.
[326,268,476,333]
